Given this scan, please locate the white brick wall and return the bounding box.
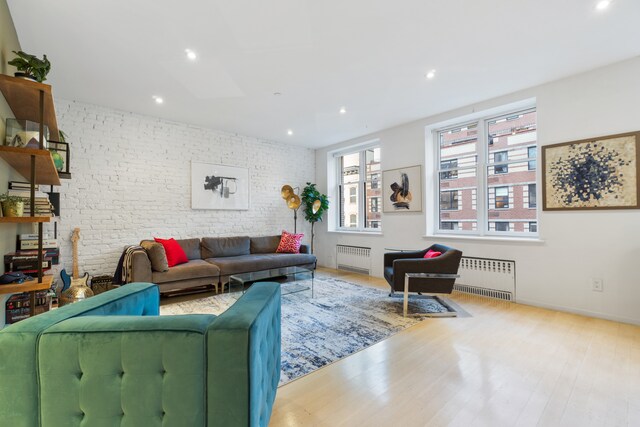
[52,100,315,277]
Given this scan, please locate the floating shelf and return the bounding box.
[0,216,51,223]
[0,146,61,185]
[0,75,59,141]
[0,275,53,295]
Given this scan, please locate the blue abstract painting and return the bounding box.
[544,134,638,209]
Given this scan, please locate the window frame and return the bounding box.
[433,106,538,238]
[336,145,382,232]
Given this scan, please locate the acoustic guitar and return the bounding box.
[60,228,90,291]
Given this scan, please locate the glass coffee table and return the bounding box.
[228,266,314,298]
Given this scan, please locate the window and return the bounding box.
[435,107,537,236]
[371,198,379,212]
[528,146,537,170]
[440,159,458,180]
[440,221,459,230]
[337,146,381,231]
[528,184,537,208]
[494,151,508,174]
[529,222,537,233]
[440,190,458,211]
[495,186,509,209]
[495,222,509,232]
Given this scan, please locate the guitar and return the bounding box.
[60,228,90,291]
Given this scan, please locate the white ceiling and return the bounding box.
[7,0,640,148]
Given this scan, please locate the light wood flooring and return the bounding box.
[268,268,640,427]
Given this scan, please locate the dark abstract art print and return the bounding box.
[542,132,640,210]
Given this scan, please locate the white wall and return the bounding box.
[314,56,640,325]
[53,100,315,276]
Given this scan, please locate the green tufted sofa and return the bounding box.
[0,281,281,427]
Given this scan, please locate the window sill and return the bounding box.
[424,233,545,244]
[329,230,383,236]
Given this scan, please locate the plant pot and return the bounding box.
[13,72,37,82]
[2,201,24,217]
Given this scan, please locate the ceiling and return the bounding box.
[7,0,640,148]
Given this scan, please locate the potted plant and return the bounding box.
[301,183,329,254]
[8,51,51,83]
[0,193,26,217]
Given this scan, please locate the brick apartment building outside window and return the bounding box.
[338,146,381,231]
[435,108,538,236]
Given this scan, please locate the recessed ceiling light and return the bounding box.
[152,96,163,104]
[185,49,197,60]
[339,107,347,114]
[287,129,293,136]
[273,92,282,96]
[426,69,436,79]
[596,0,611,10]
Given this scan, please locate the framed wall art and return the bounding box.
[382,165,422,212]
[191,162,250,210]
[542,131,640,210]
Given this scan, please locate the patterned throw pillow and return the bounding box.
[276,231,304,254]
[423,249,442,259]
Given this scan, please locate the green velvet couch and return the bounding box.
[0,281,281,427]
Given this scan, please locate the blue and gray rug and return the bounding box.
[160,276,457,385]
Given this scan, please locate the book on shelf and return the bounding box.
[17,239,58,250]
[7,189,51,199]
[8,181,39,191]
[19,233,53,240]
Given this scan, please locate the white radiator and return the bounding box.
[455,256,516,301]
[336,245,371,275]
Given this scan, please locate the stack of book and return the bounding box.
[7,181,55,217]
[4,250,53,275]
[5,291,52,325]
[16,233,59,265]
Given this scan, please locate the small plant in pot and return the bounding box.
[8,51,51,83]
[0,193,26,217]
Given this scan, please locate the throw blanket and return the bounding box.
[113,245,146,284]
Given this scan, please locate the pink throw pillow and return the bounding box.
[424,249,442,259]
[276,231,304,254]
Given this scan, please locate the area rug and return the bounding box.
[160,276,458,385]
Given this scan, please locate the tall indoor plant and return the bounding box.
[301,182,329,254]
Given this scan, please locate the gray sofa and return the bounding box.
[131,235,316,295]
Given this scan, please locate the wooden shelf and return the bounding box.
[0,146,61,185]
[0,275,52,295]
[0,75,59,140]
[0,216,51,223]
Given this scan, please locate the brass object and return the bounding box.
[281,185,294,199]
[312,199,321,214]
[287,194,301,210]
[59,284,94,306]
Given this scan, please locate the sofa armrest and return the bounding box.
[37,314,215,426]
[300,244,310,254]
[131,251,153,282]
[207,282,281,427]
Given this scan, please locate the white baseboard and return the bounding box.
[516,298,640,326]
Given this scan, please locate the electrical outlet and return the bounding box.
[591,278,603,292]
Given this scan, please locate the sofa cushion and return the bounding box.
[177,238,201,260]
[250,236,281,254]
[201,236,250,258]
[206,253,316,276]
[140,241,169,272]
[152,260,220,284]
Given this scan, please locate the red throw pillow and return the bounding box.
[424,249,442,259]
[276,231,304,254]
[154,237,188,267]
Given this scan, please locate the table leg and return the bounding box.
[404,274,409,317]
[0,294,12,329]
[311,270,315,298]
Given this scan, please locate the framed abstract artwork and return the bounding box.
[542,131,640,210]
[382,165,422,212]
[191,162,250,210]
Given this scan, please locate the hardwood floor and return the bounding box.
[269,268,640,427]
